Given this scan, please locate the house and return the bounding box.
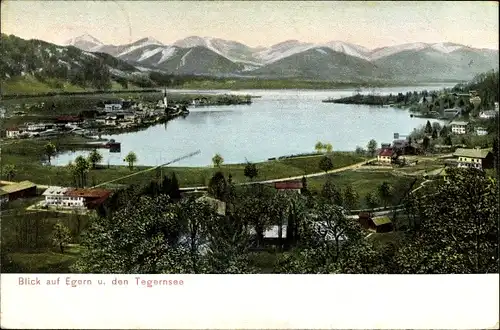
[274,181,303,193]
[104,100,123,111]
[56,116,82,124]
[196,195,226,216]
[495,102,499,112]
[358,212,393,233]
[105,116,117,126]
[65,188,112,209]
[42,186,111,209]
[453,147,494,170]
[6,127,21,138]
[478,110,498,119]
[25,123,47,132]
[443,107,462,118]
[377,148,394,165]
[450,121,470,135]
[475,127,488,136]
[0,181,37,205]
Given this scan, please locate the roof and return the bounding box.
[378,148,394,157]
[453,148,492,159]
[480,110,498,116]
[65,188,112,199]
[372,216,392,226]
[42,186,70,196]
[0,181,36,195]
[274,181,303,189]
[450,121,469,126]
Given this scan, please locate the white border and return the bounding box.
[1,274,499,329]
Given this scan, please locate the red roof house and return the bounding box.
[65,188,112,209]
[274,181,303,190]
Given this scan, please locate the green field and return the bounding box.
[307,169,419,209]
[1,138,366,188]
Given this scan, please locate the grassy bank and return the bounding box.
[1,138,367,188]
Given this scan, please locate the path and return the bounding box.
[180,158,377,191]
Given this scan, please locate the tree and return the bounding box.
[212,153,224,168]
[88,149,103,169]
[424,120,433,134]
[169,173,181,200]
[124,152,138,171]
[52,223,72,254]
[431,128,438,139]
[318,155,333,173]
[440,125,450,138]
[73,155,91,187]
[444,135,453,146]
[394,168,498,273]
[367,139,378,157]
[432,122,442,132]
[44,142,57,165]
[321,179,343,205]
[243,162,258,181]
[314,141,324,153]
[208,171,227,201]
[2,164,16,181]
[365,191,380,209]
[73,195,211,273]
[342,184,359,211]
[378,181,393,208]
[324,143,333,154]
[422,136,430,151]
[355,146,365,156]
[300,176,309,195]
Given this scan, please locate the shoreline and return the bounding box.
[0,81,462,99]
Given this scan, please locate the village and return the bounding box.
[3,90,191,141]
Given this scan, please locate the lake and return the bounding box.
[53,84,455,167]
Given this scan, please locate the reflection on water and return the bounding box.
[53,86,454,167]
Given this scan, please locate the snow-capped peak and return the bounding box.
[135,37,164,46]
[369,42,430,60]
[320,40,371,61]
[430,42,464,53]
[65,33,103,46]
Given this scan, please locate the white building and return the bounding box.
[6,128,21,138]
[479,110,498,119]
[104,103,122,111]
[450,121,470,135]
[495,102,499,111]
[42,186,85,208]
[25,123,47,132]
[475,127,488,136]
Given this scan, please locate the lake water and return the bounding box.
[53,84,455,167]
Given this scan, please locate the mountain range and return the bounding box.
[0,32,497,92]
[63,34,498,82]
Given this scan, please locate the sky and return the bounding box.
[1,1,499,50]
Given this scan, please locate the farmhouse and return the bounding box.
[42,186,111,209]
[274,181,303,193]
[377,148,394,165]
[450,121,470,135]
[0,181,37,205]
[453,147,494,170]
[358,212,393,233]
